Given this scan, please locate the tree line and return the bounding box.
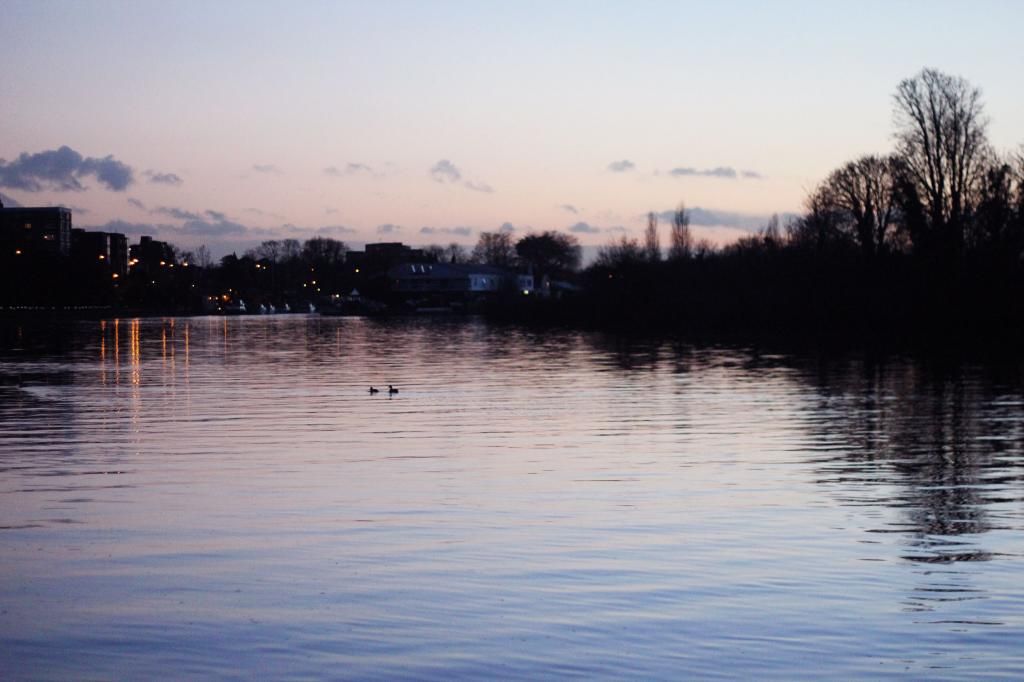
[575,68,1024,343]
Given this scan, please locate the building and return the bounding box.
[347,242,426,273]
[130,235,176,272]
[388,262,533,298]
[72,228,129,276]
[0,205,73,259]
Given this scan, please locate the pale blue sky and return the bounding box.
[2,0,1022,255]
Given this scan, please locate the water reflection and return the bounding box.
[1,317,1023,678]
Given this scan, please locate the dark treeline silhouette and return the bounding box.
[566,68,1024,345]
[6,69,1020,346]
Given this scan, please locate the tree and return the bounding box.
[444,242,468,264]
[595,236,644,268]
[515,231,581,277]
[422,244,446,262]
[195,244,213,269]
[812,155,902,258]
[668,203,693,260]
[644,211,661,262]
[471,232,516,267]
[302,237,347,267]
[248,240,281,263]
[280,239,301,261]
[893,68,990,253]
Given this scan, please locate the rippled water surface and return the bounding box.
[2,316,1023,679]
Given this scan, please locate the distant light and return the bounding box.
[112,273,119,279]
[354,268,360,273]
[159,260,166,266]
[182,262,189,267]
[14,249,21,256]
[98,254,105,260]
[522,290,529,295]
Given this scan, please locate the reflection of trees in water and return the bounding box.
[801,354,1024,564]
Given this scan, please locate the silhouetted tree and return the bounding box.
[280,239,302,261]
[445,242,469,263]
[515,231,581,277]
[301,237,347,267]
[596,236,645,268]
[668,203,693,260]
[422,244,446,262]
[894,68,991,254]
[472,232,516,266]
[248,240,281,263]
[811,155,903,258]
[644,212,661,262]
[195,244,213,269]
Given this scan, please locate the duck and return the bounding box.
[388,385,399,395]
[368,386,379,394]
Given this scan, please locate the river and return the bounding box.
[1,315,1022,679]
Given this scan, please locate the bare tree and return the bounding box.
[280,239,302,261]
[644,211,661,262]
[813,155,902,257]
[422,244,446,262]
[249,240,281,263]
[596,236,644,268]
[894,68,990,250]
[668,202,693,260]
[471,232,516,267]
[195,244,213,268]
[444,242,468,263]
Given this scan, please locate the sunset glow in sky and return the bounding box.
[2,0,1022,257]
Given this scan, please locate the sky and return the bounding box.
[2,0,1023,259]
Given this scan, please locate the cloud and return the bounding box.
[430,159,462,183]
[499,222,516,234]
[654,206,798,231]
[430,159,494,193]
[420,226,473,237]
[607,226,629,234]
[152,205,203,221]
[666,166,764,180]
[325,208,339,214]
[607,160,636,173]
[205,209,226,221]
[178,217,249,237]
[377,223,401,234]
[568,221,602,234]
[309,225,357,236]
[145,170,183,186]
[463,180,493,193]
[79,155,134,190]
[0,145,134,191]
[325,162,373,177]
[252,164,283,174]
[669,166,737,179]
[560,204,579,214]
[0,192,21,207]
[83,219,171,237]
[128,198,146,210]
